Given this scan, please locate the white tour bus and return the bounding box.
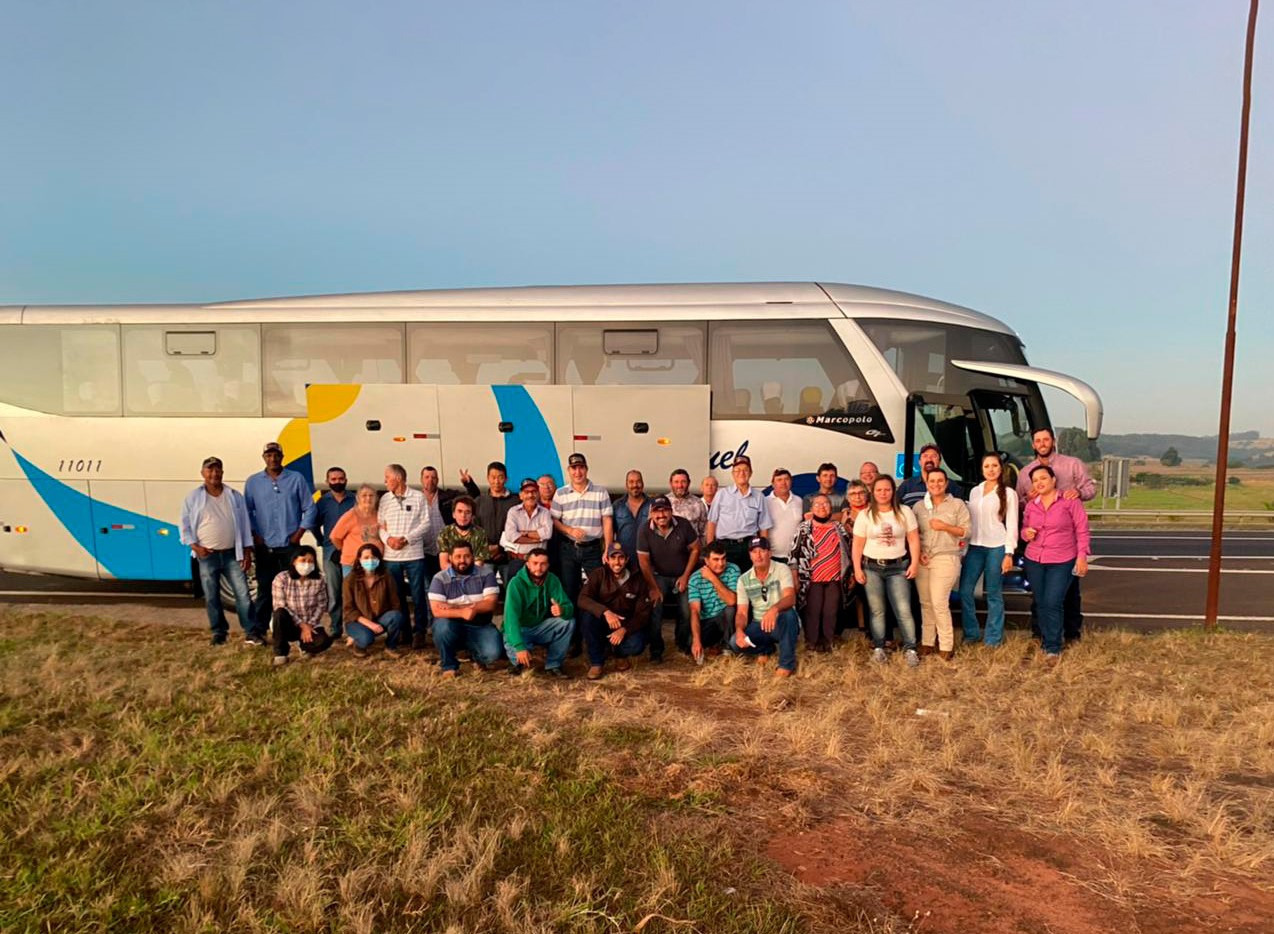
[0,281,1101,583]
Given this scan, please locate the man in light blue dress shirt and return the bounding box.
[244,441,316,638]
[705,456,771,572]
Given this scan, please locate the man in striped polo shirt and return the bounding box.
[428,540,502,677]
[550,453,614,655]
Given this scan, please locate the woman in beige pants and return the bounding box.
[912,468,970,661]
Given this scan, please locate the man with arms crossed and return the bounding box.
[429,540,502,678]
[687,540,740,662]
[636,495,700,661]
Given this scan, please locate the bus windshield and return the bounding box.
[857,319,1029,397]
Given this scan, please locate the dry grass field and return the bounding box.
[2,608,1272,933]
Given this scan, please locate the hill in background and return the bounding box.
[1058,429,1274,467]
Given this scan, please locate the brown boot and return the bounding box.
[919,645,936,657]
[938,650,954,662]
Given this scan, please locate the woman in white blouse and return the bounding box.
[958,453,1019,647]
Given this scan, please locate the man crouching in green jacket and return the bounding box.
[502,547,575,678]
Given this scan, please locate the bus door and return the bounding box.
[903,393,980,486]
[969,390,1039,483]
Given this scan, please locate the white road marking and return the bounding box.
[1092,535,1274,542]
[1004,611,1274,622]
[1086,565,1274,575]
[1088,555,1274,561]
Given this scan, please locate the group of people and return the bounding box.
[177,427,1093,678]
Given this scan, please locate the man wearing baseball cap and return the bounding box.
[637,495,699,661]
[577,542,654,679]
[180,456,256,645]
[550,453,614,654]
[500,477,554,581]
[731,536,800,677]
[244,441,316,640]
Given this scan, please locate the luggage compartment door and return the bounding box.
[569,386,710,489]
[436,385,573,487]
[307,384,442,489]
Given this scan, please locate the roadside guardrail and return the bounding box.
[1088,509,1274,529]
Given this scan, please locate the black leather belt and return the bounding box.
[866,556,907,567]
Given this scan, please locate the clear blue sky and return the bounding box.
[2,1,1269,436]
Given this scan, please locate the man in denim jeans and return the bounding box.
[180,456,256,645]
[730,537,801,677]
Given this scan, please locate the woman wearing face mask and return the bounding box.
[271,545,334,665]
[329,485,384,577]
[342,543,406,658]
[790,493,854,653]
[959,453,1019,648]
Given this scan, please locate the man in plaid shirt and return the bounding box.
[378,463,432,650]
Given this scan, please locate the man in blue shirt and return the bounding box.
[898,443,965,507]
[314,465,355,637]
[612,469,651,560]
[705,455,772,572]
[244,441,317,637]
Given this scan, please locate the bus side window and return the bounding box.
[263,324,404,417]
[408,324,552,385]
[557,324,705,385]
[708,322,878,418]
[123,326,261,416]
[0,325,120,415]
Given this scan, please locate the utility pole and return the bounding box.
[1205,0,1260,631]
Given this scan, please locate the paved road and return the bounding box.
[1,531,1270,630]
[1001,531,1273,632]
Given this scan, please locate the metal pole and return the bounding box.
[1205,0,1260,631]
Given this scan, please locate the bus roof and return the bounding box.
[3,281,1017,335]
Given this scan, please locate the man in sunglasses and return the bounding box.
[730,536,800,677]
[244,441,316,641]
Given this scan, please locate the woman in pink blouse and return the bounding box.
[1021,465,1090,663]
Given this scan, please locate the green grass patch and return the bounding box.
[0,615,808,933]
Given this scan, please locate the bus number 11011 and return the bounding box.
[59,459,103,474]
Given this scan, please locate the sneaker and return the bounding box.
[272,655,288,667]
[210,635,227,646]
[871,647,888,664]
[352,646,368,659]
[587,665,604,680]
[544,667,572,680]
[905,649,920,668]
[244,633,267,647]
